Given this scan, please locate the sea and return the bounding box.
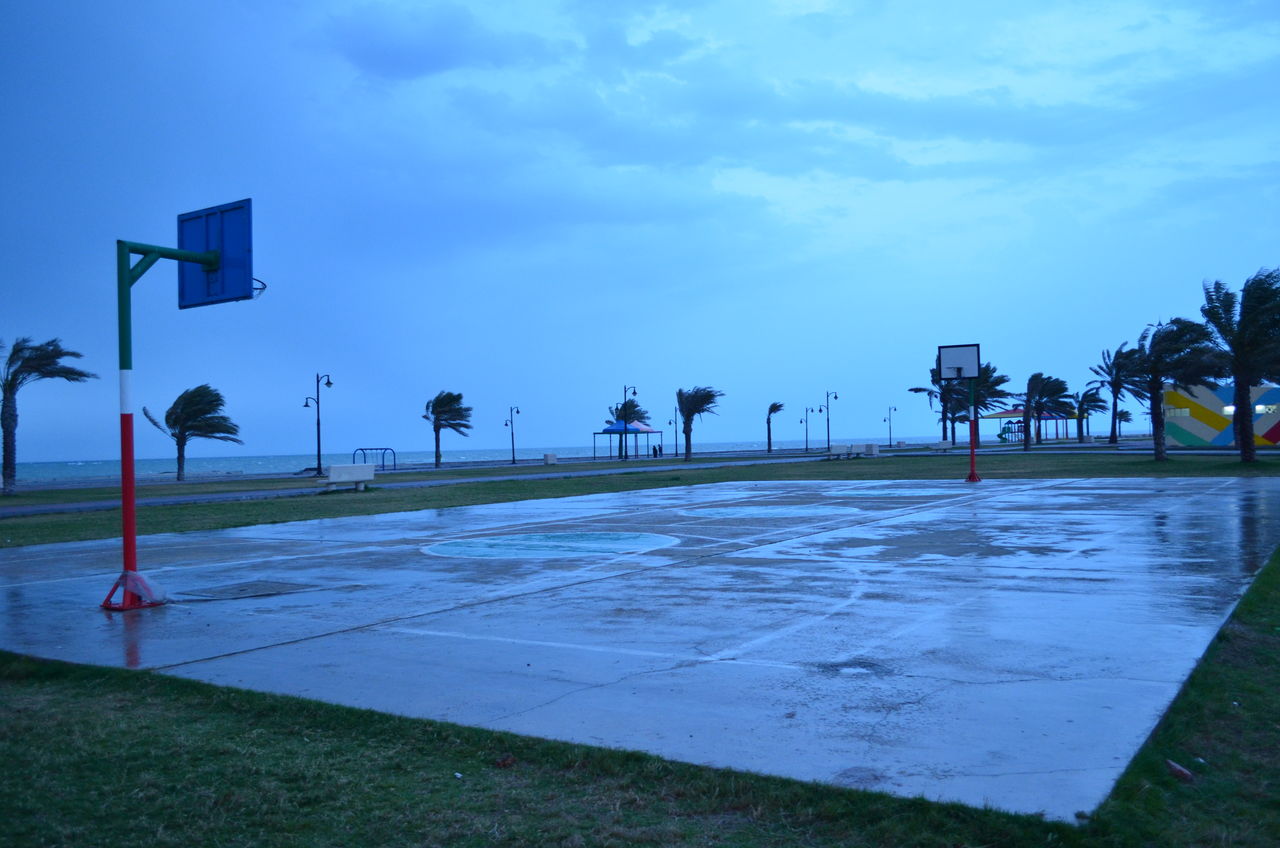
[14,435,944,486]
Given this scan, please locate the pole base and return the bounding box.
[101,571,166,611]
[966,472,982,483]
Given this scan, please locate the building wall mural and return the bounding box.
[1164,384,1280,447]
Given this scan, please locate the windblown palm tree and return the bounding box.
[2,337,97,495]
[423,390,472,468]
[676,386,724,461]
[1069,387,1108,443]
[607,398,650,459]
[1016,373,1073,451]
[766,401,784,452]
[1132,319,1222,461]
[1200,269,1280,462]
[909,366,967,444]
[143,384,243,481]
[1088,344,1146,444]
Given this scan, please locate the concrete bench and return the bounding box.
[934,442,951,453]
[317,463,375,492]
[827,444,882,459]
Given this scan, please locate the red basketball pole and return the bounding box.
[966,378,981,483]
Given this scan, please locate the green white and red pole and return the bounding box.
[102,240,217,611]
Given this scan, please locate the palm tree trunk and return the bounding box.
[683,423,693,461]
[1150,378,1169,461]
[1076,414,1085,443]
[176,437,187,482]
[434,426,443,468]
[766,417,773,453]
[1108,393,1119,444]
[1,389,17,495]
[1229,380,1255,462]
[1022,408,1032,452]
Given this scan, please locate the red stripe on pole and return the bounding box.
[120,412,139,607]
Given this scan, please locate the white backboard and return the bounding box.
[938,344,981,380]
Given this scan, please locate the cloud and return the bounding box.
[327,2,567,79]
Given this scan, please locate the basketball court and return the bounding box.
[3,477,1276,820]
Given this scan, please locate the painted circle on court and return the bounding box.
[423,531,678,559]
[679,505,862,518]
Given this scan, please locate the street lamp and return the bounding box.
[302,372,333,477]
[824,390,839,452]
[802,408,815,452]
[504,406,520,464]
[884,405,897,447]
[619,385,636,459]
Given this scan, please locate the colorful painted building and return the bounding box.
[1163,384,1280,447]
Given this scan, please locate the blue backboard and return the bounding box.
[177,198,253,309]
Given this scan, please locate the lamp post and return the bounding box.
[802,408,815,452]
[619,385,636,459]
[824,390,839,452]
[504,406,520,464]
[302,373,333,477]
[884,405,897,447]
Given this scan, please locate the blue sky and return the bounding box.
[3,0,1278,463]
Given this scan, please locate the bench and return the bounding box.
[827,443,882,459]
[316,463,375,492]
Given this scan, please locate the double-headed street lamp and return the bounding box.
[885,405,897,447]
[504,406,521,464]
[824,390,839,451]
[303,373,333,477]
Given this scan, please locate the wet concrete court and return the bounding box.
[3,477,1278,820]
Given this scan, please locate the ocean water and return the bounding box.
[15,436,943,485]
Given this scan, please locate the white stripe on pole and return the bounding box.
[119,369,132,414]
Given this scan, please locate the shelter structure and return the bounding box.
[985,408,1079,442]
[594,419,662,459]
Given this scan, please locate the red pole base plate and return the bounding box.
[100,572,166,611]
[966,472,982,482]
[101,599,165,611]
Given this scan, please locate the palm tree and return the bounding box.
[676,386,724,461]
[909,366,967,444]
[423,390,472,468]
[1069,387,1108,443]
[1016,373,1073,451]
[607,398,650,459]
[1088,344,1145,444]
[1132,319,1222,461]
[143,384,243,481]
[766,401,784,452]
[1200,269,1280,462]
[2,337,97,495]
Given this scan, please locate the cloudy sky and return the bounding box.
[3,0,1278,463]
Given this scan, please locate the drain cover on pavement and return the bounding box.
[181,580,318,599]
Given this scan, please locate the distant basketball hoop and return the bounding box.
[936,343,983,483]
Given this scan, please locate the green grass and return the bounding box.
[2,554,1276,847]
[3,452,1277,548]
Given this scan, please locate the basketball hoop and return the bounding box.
[252,278,268,299]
